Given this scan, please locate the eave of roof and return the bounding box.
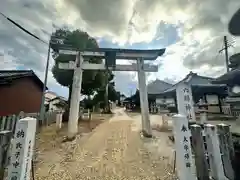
[212,69,240,85]
[147,79,173,95]
[49,96,67,102]
[52,44,166,60]
[0,70,47,90]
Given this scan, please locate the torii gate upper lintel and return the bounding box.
[58,47,166,140]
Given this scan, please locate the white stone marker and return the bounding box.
[7,117,37,180]
[200,111,207,124]
[176,82,196,122]
[172,114,197,180]
[56,111,63,129]
[204,124,227,180]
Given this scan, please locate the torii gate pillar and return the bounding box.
[137,59,152,137]
[68,53,83,139]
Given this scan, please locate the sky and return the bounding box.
[1,0,240,97]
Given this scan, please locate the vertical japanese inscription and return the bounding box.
[23,140,32,180]
[181,124,191,168]
[10,129,25,180]
[183,87,193,121]
[8,118,36,180]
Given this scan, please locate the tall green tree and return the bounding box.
[51,29,113,116]
[92,81,118,107]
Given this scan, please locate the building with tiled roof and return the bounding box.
[0,70,46,116]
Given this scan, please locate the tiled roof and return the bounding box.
[0,70,47,90]
[0,70,31,78]
[213,69,240,85]
[147,79,173,95]
[158,72,224,94]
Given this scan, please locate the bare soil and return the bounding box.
[34,109,176,180]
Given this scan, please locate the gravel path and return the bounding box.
[35,108,176,180]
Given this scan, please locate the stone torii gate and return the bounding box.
[58,48,165,140]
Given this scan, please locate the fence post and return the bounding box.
[0,116,6,130]
[0,130,12,178]
[10,115,17,132]
[44,111,49,126]
[217,124,235,180]
[56,111,63,130]
[5,116,12,131]
[7,117,37,180]
[172,114,197,180]
[204,124,226,180]
[162,114,168,129]
[190,124,210,180]
[199,110,207,124]
[157,105,160,114]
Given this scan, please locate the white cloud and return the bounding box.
[1,0,240,97]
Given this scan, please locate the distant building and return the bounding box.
[212,53,240,116]
[0,70,47,116]
[44,91,67,112]
[147,79,173,105]
[148,71,228,113]
[44,91,57,103]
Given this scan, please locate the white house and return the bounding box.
[44,91,67,112]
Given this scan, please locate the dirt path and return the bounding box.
[35,108,176,180]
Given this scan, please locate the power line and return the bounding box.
[0,11,48,44]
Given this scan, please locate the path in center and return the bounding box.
[36,108,175,180]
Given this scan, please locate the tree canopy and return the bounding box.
[126,89,140,107]
[51,28,118,111]
[93,82,119,103]
[51,29,109,96]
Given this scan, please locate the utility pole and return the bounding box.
[224,36,229,73]
[39,42,51,123]
[219,36,232,72]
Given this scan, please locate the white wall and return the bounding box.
[155,97,175,107]
[206,95,219,105]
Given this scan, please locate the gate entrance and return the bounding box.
[58,48,166,139]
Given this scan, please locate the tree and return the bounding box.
[52,30,108,98]
[51,29,113,120]
[51,29,106,95]
[126,90,140,109]
[92,81,119,109]
[107,82,119,102]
